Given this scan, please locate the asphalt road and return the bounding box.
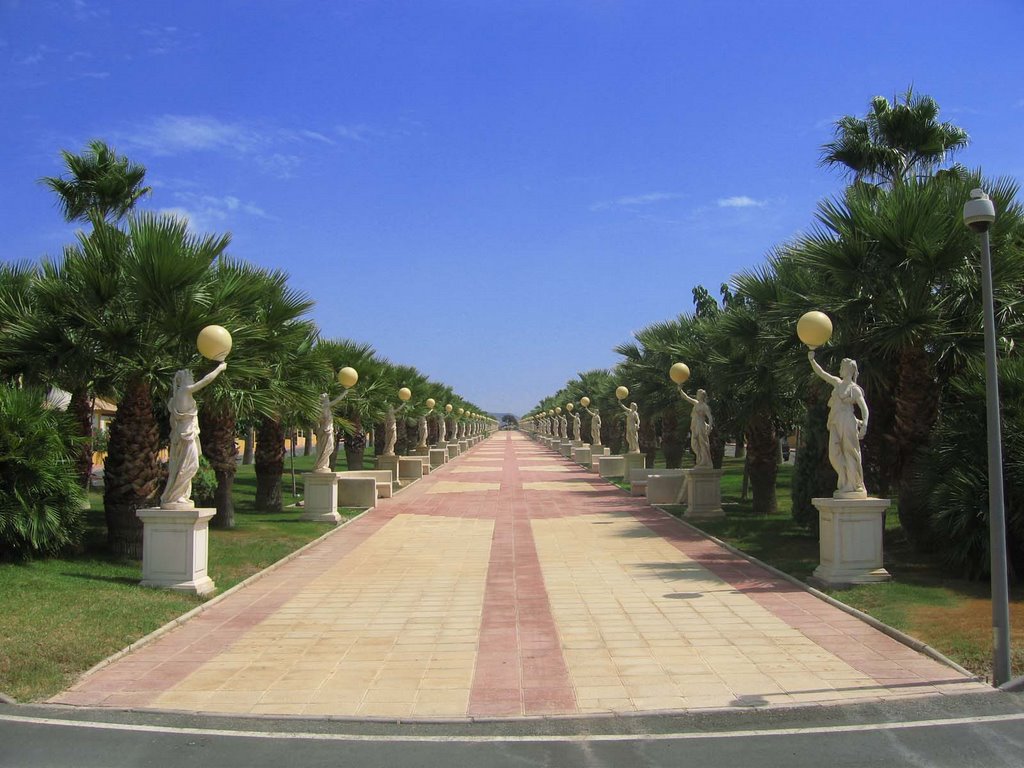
[3,694,1024,768]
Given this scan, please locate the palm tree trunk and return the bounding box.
[745,411,778,516]
[68,386,93,488]
[242,425,255,464]
[894,345,940,544]
[303,427,313,456]
[254,415,284,512]
[661,410,684,468]
[640,416,657,467]
[199,401,237,529]
[103,376,160,558]
[343,414,366,470]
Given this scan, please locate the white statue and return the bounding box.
[417,412,429,448]
[439,413,447,443]
[559,414,568,439]
[160,362,227,508]
[808,350,869,498]
[383,403,407,456]
[679,388,713,469]
[619,401,641,454]
[584,406,602,445]
[312,390,350,473]
[571,411,581,442]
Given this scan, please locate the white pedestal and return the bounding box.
[447,442,461,458]
[683,467,724,518]
[302,472,341,523]
[429,448,448,467]
[398,456,424,481]
[559,442,573,458]
[811,496,892,587]
[647,473,686,505]
[572,446,592,466]
[136,506,216,596]
[413,445,430,456]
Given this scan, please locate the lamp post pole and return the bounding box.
[964,188,1012,687]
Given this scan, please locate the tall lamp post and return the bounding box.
[964,188,1012,687]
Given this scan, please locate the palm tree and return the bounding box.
[58,214,230,557]
[788,172,1024,540]
[40,140,151,224]
[820,88,969,188]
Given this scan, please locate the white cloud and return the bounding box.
[590,192,679,211]
[717,196,766,208]
[335,124,371,142]
[255,153,302,178]
[154,192,269,233]
[122,115,265,155]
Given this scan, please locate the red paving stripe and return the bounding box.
[469,434,577,717]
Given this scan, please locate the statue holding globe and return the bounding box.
[160,326,230,508]
[312,366,358,473]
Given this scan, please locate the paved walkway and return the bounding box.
[51,433,988,718]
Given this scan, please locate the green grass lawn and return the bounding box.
[0,452,361,702]
[660,455,1023,682]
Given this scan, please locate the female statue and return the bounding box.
[679,388,713,468]
[618,401,641,454]
[584,405,602,446]
[571,411,582,442]
[808,350,869,497]
[312,389,350,472]
[160,361,227,507]
[384,405,399,456]
[417,413,429,447]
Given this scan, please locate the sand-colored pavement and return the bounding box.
[50,433,989,718]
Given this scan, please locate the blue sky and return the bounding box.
[3,0,1023,415]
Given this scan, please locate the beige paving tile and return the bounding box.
[152,515,492,717]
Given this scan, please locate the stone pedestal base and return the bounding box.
[647,473,686,505]
[429,448,448,467]
[302,472,341,523]
[588,445,608,472]
[624,452,647,475]
[559,442,573,458]
[136,506,216,595]
[811,496,892,587]
[572,446,592,466]
[447,442,461,459]
[413,446,430,456]
[375,454,401,483]
[458,440,469,453]
[682,467,724,518]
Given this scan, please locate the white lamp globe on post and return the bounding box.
[964,188,1012,688]
[581,396,590,408]
[797,311,833,349]
[615,386,629,401]
[197,325,233,361]
[669,362,690,385]
[398,387,412,402]
[337,366,358,389]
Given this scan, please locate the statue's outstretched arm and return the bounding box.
[808,351,840,387]
[188,361,227,394]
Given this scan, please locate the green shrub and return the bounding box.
[921,358,1024,581]
[192,456,217,507]
[0,386,87,560]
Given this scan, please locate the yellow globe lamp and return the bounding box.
[458,407,465,415]
[445,404,453,413]
[797,311,833,349]
[555,406,561,414]
[566,402,574,412]
[580,396,590,408]
[197,325,232,361]
[426,398,436,409]
[615,386,629,401]
[669,362,690,384]
[337,366,358,388]
[398,387,412,402]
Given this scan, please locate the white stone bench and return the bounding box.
[646,473,687,505]
[598,455,626,479]
[336,476,377,509]
[429,447,448,467]
[337,470,394,498]
[629,467,684,496]
[398,456,424,481]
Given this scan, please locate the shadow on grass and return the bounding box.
[59,572,138,586]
